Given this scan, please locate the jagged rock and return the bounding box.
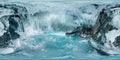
[0,4,28,48]
[66,25,92,37]
[65,7,119,55]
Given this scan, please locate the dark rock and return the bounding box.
[65,8,118,55]
[0,4,28,48]
[113,36,120,47]
[95,48,110,56]
[66,25,92,37]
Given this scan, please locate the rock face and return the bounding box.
[91,9,112,45]
[0,4,28,48]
